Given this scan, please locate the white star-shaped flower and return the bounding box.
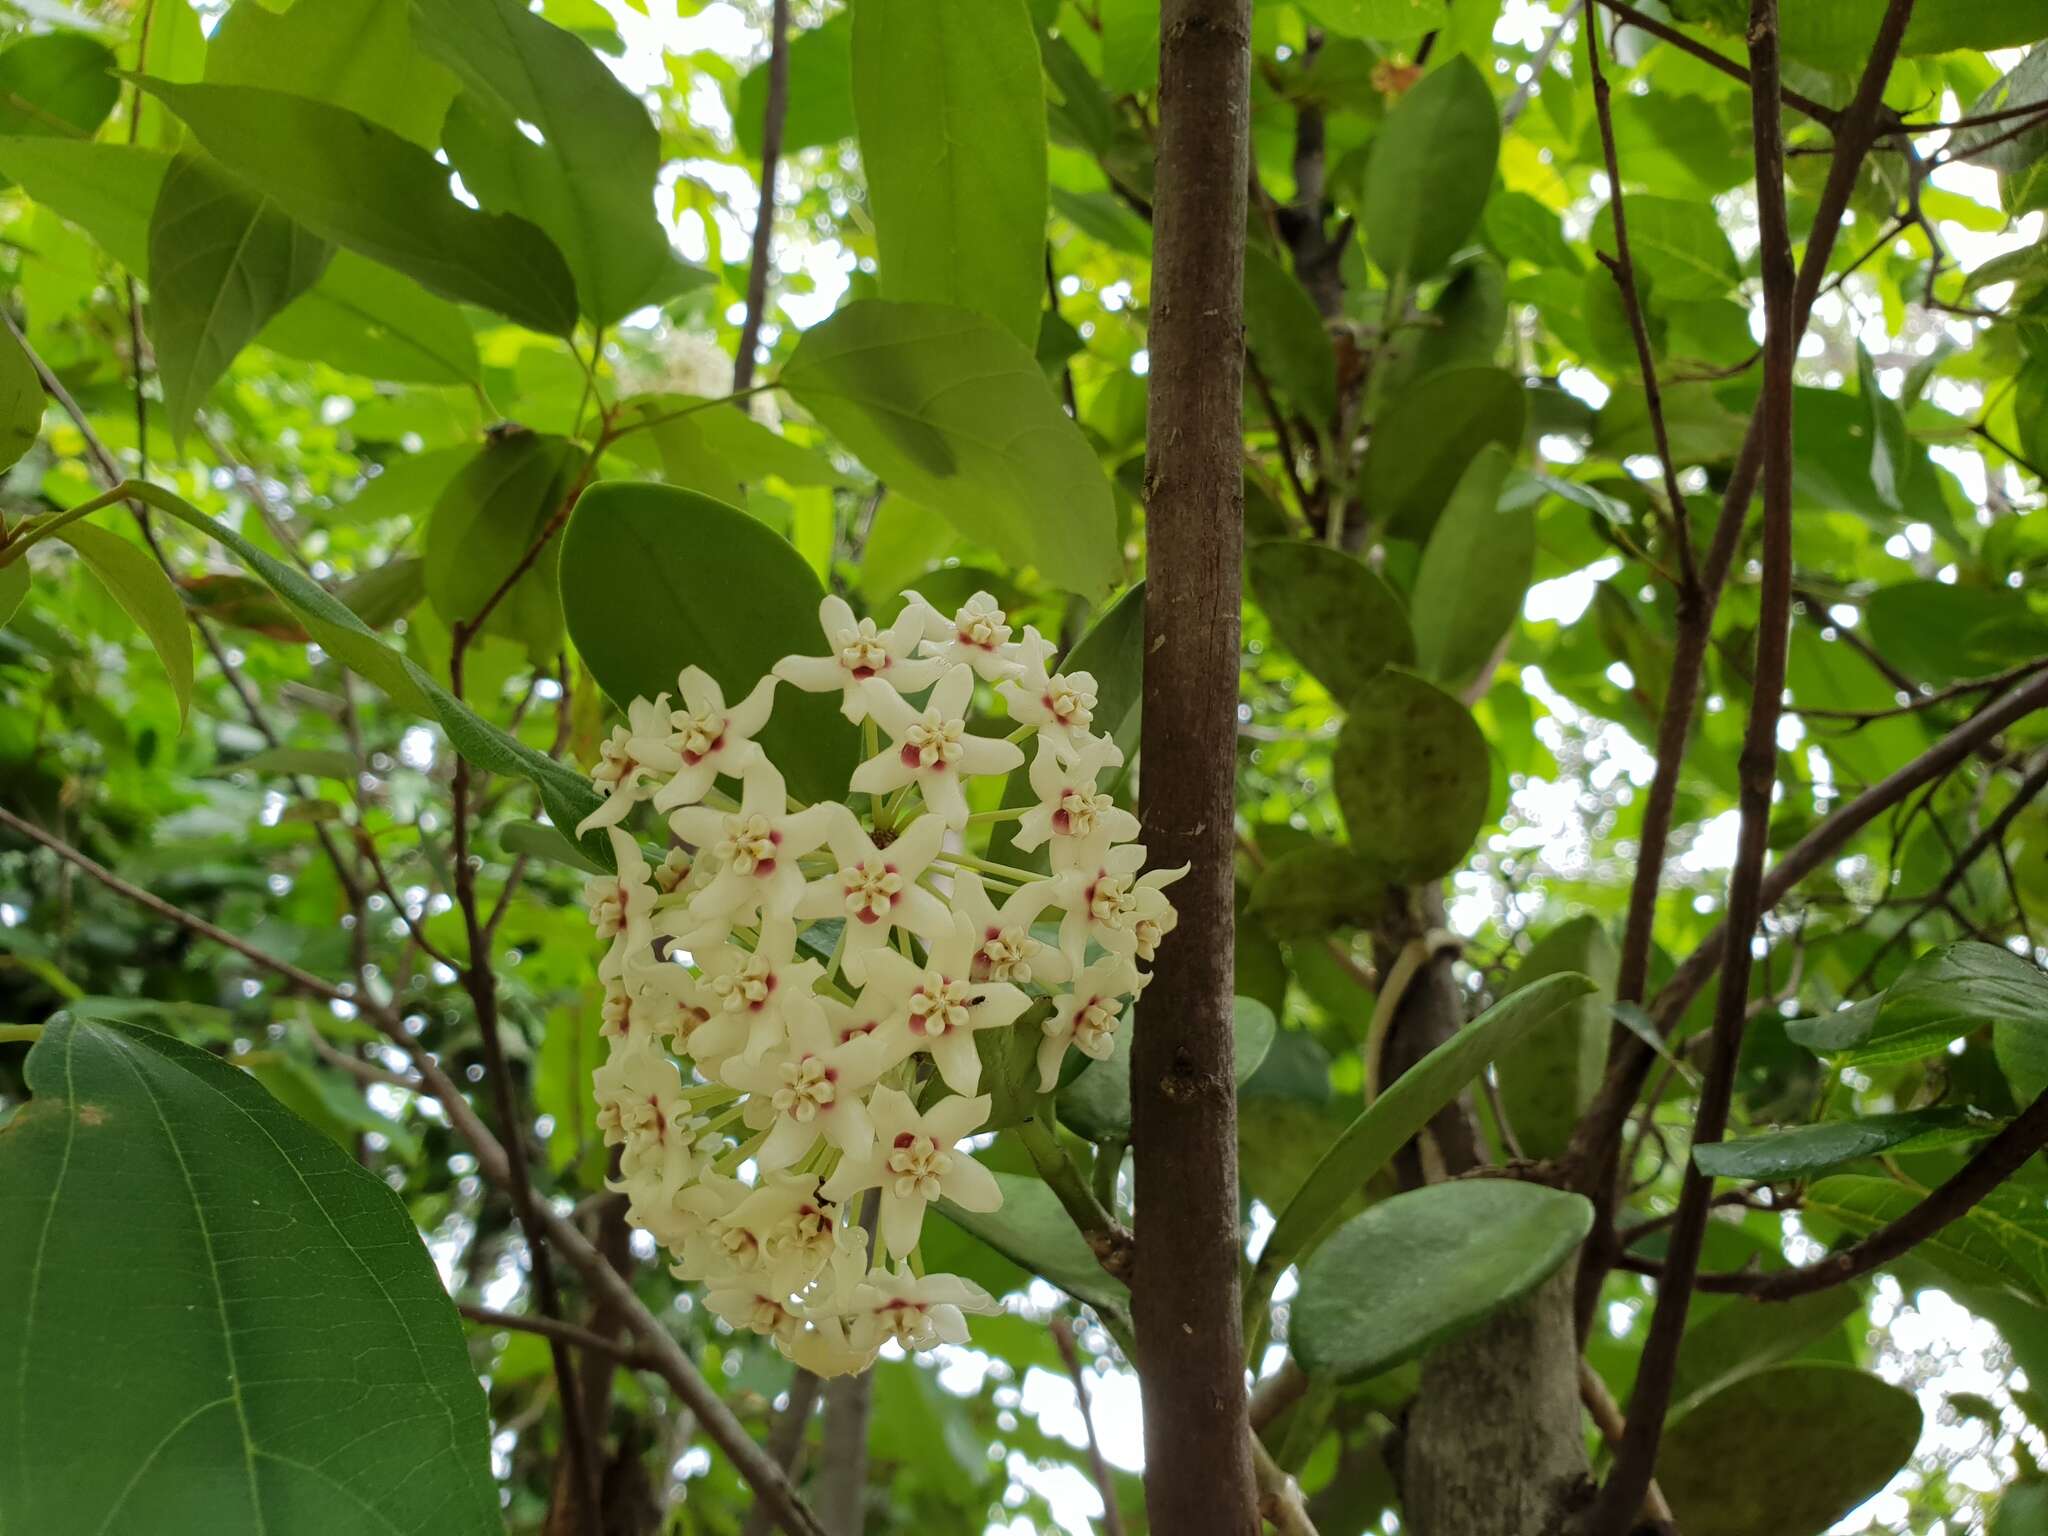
[720,1006,889,1171]
[585,828,657,981]
[689,918,830,1069]
[579,694,683,833]
[915,590,1027,682]
[948,867,1072,988]
[821,1086,1002,1260]
[649,666,779,812]
[851,664,1025,828]
[858,909,1031,1095]
[1037,955,1148,1091]
[774,594,947,722]
[848,1266,1000,1354]
[996,632,1108,757]
[669,760,837,939]
[1012,734,1139,872]
[794,811,952,983]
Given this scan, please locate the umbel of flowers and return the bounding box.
[580,589,1181,1376]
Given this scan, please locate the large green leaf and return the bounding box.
[1409,444,1527,690]
[1058,996,1277,1143]
[424,430,580,657]
[0,32,119,141]
[139,80,578,336]
[1244,244,1337,424]
[1786,941,2048,1066]
[0,1016,499,1535]
[1246,841,1387,936]
[1694,1107,2004,1181]
[609,393,844,500]
[1590,196,1740,302]
[259,251,482,386]
[781,300,1120,600]
[1291,1181,1592,1381]
[205,0,457,148]
[1246,540,1414,704]
[1865,579,2043,686]
[1304,0,1449,38]
[1491,914,1616,1160]
[737,10,854,156]
[1248,972,1595,1316]
[54,521,193,726]
[1361,365,1525,540]
[147,151,333,436]
[1657,1364,1921,1536]
[852,0,1047,346]
[1362,56,1499,283]
[1669,1289,1861,1418]
[557,480,858,805]
[1333,668,1490,884]
[415,0,686,326]
[1804,1174,2048,1301]
[938,1170,1130,1320]
[0,322,41,473]
[0,138,169,274]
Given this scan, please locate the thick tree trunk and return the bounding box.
[1130,0,1259,1530]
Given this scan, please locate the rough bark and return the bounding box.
[1130,0,1259,1530]
[1405,1269,1594,1536]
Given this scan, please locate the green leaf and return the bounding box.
[0,138,169,274]
[424,430,580,657]
[0,558,26,627]
[1244,244,1337,424]
[557,480,858,805]
[1291,1181,1592,1381]
[1409,445,1527,690]
[1993,1482,2048,1536]
[1857,342,1909,513]
[204,0,457,149]
[1669,1289,1861,1419]
[214,746,361,782]
[54,521,193,726]
[1657,1364,1921,1536]
[1492,914,1616,1160]
[737,11,854,156]
[0,33,119,140]
[259,250,482,387]
[414,0,685,326]
[138,80,578,336]
[1096,0,1160,94]
[1249,971,1595,1312]
[499,819,609,875]
[0,1016,499,1535]
[1865,579,2042,687]
[938,1170,1130,1319]
[1361,365,1525,540]
[1780,0,2048,70]
[1804,1174,2048,1301]
[781,299,1120,600]
[0,322,42,473]
[1595,378,1746,464]
[1362,57,1499,283]
[1332,668,1490,885]
[1695,1107,2004,1182]
[1058,996,1277,1142]
[1591,195,1741,301]
[1786,941,2048,1066]
[852,0,1047,346]
[1246,540,1414,704]
[147,151,333,437]
[1304,0,1449,38]
[1247,842,1387,936]
[1379,255,1508,393]
[610,394,844,499]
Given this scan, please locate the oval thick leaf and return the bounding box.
[0,1017,499,1535]
[259,251,482,386]
[938,1170,1130,1320]
[55,521,194,726]
[1292,1180,1592,1381]
[1786,940,2048,1065]
[558,480,857,804]
[1591,196,1741,302]
[1492,913,1616,1160]
[1409,445,1529,690]
[1333,668,1490,884]
[1657,1364,1921,1536]
[1362,56,1499,283]
[1669,1288,1861,1419]
[0,321,40,473]
[0,32,119,140]
[1249,971,1595,1313]
[1247,540,1414,704]
[148,150,333,437]
[1058,996,1277,1143]
[139,79,578,336]
[852,0,1047,347]
[1244,244,1337,423]
[1361,365,1525,540]
[1694,1106,2003,1182]
[1247,841,1387,936]
[424,430,580,657]
[204,0,458,148]
[782,300,1120,599]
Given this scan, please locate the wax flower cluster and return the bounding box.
[579,590,1181,1375]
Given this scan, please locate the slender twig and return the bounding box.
[460,1303,663,1371]
[1577,1361,1674,1524]
[1592,0,1840,128]
[1585,9,1700,601]
[740,1369,822,1536]
[1792,656,2048,724]
[733,0,791,395]
[1052,1317,1129,1536]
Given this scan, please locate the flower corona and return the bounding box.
[582,590,1181,1375]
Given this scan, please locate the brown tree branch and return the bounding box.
[460,1303,664,1372]
[1131,0,1260,1530]
[741,1369,822,1536]
[733,0,791,395]
[1593,0,1841,128]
